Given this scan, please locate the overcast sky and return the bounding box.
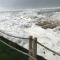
[0,0,60,8]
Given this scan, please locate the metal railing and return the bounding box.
[0,30,60,60]
[0,30,29,39]
[37,41,60,56]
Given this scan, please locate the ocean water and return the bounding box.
[0,8,60,60]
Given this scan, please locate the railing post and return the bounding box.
[29,36,33,60]
[29,36,37,60]
[32,37,37,60]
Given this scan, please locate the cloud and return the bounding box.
[0,0,60,8]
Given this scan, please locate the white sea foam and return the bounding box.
[0,8,60,60]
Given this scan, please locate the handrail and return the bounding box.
[0,40,37,60]
[0,30,60,57]
[0,30,29,39]
[37,41,60,56]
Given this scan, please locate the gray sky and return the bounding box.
[0,0,60,8]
